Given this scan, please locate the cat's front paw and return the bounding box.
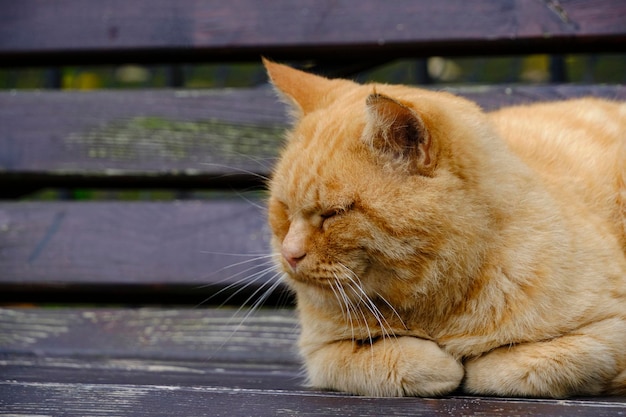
[464,347,566,397]
[391,337,465,397]
[464,341,613,398]
[307,337,464,397]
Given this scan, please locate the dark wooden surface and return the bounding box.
[3,1,626,413]
[0,308,299,362]
[0,88,285,192]
[2,85,625,192]
[1,307,625,416]
[0,200,283,304]
[3,0,626,66]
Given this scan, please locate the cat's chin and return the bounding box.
[285,273,335,289]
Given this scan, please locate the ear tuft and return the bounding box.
[364,93,435,175]
[263,58,343,117]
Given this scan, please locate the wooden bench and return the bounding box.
[2,1,626,415]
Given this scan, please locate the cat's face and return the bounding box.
[265,60,495,310]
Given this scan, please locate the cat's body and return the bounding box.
[264,60,626,398]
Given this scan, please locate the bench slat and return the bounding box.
[2,85,625,192]
[0,201,281,304]
[0,88,285,193]
[0,308,298,363]
[2,307,625,416]
[3,379,625,417]
[3,0,626,66]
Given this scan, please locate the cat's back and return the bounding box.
[488,98,626,251]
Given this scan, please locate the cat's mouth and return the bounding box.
[286,268,372,298]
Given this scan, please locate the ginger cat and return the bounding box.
[264,59,626,398]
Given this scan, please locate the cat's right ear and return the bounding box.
[263,58,345,117]
[364,93,436,176]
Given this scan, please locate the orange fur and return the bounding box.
[264,59,626,398]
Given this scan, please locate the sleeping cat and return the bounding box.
[263,59,626,398]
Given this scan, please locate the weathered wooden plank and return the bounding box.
[0,355,304,391]
[0,308,299,363]
[0,201,285,304]
[0,88,286,192]
[2,85,625,192]
[1,308,625,415]
[2,379,625,416]
[2,0,626,66]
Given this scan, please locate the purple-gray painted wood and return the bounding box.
[2,0,626,66]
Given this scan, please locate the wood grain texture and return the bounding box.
[0,308,299,362]
[2,380,625,417]
[0,201,285,304]
[2,0,626,66]
[0,88,285,191]
[2,85,625,191]
[1,307,625,416]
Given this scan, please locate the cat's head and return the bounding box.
[265,60,502,310]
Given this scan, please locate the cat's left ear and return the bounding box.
[263,58,352,118]
[364,93,435,176]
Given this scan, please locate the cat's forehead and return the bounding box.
[273,114,365,209]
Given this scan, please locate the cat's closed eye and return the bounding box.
[320,209,340,219]
[320,202,355,228]
[319,209,340,230]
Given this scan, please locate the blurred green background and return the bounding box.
[2,54,625,90]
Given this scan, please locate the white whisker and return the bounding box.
[196,262,279,306]
[241,193,269,212]
[195,256,278,289]
[201,162,270,182]
[332,274,360,342]
[233,272,286,322]
[207,271,287,357]
[374,290,408,331]
[348,283,376,369]
[199,251,275,258]
[329,279,347,321]
[338,263,397,344]
[336,281,357,342]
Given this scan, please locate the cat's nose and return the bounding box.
[281,246,306,270]
[282,219,307,271]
